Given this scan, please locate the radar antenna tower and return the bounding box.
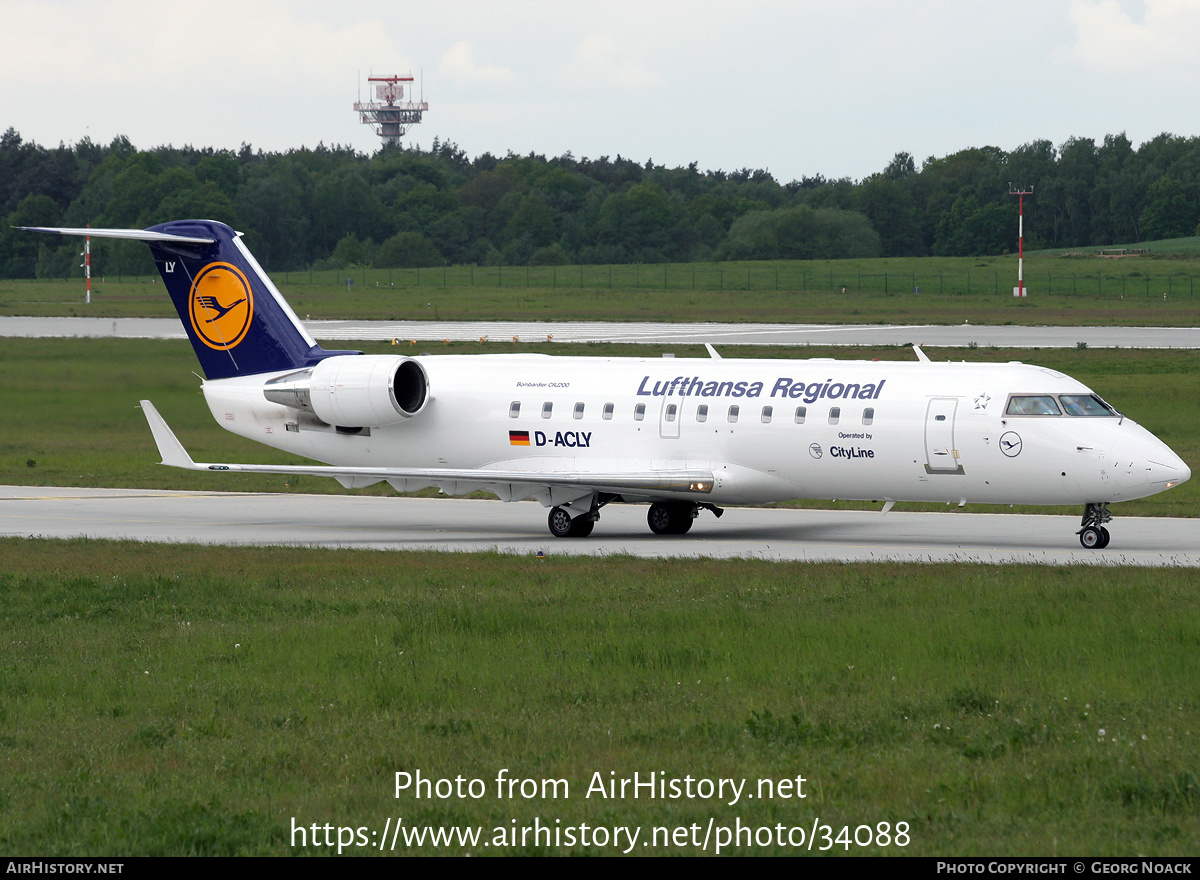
[353,74,428,147]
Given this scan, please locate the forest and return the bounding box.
[3,126,1200,277]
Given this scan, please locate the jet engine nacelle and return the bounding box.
[263,355,429,426]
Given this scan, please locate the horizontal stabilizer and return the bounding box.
[22,220,360,380]
[17,226,216,245]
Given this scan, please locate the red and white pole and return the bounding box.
[1010,186,1032,297]
[84,223,91,304]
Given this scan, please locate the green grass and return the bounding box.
[1,540,1197,855]
[1034,233,1200,257]
[5,250,1200,324]
[4,338,1196,517]
[3,337,1197,857]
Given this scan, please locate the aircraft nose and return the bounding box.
[1147,442,1191,490]
[1109,429,1190,491]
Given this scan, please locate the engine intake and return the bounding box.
[264,355,428,426]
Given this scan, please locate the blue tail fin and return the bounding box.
[143,220,357,379]
[20,220,357,379]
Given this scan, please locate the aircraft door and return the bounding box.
[659,397,681,439]
[924,397,964,474]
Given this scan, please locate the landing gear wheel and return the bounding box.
[1078,502,1113,550]
[548,506,595,538]
[647,502,695,535]
[548,506,574,538]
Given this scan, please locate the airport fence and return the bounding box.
[277,264,1200,301]
[58,264,1200,300]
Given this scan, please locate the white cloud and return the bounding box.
[3,1,1199,181]
[1067,0,1200,70]
[0,0,399,88]
[564,33,663,90]
[0,0,409,151]
[439,42,518,86]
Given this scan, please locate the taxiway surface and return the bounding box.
[2,316,1199,348]
[3,486,1196,567]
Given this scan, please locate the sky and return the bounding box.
[4,0,1200,183]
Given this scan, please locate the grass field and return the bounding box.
[5,249,1200,325]
[1,540,1198,856]
[2,327,1197,857]
[4,337,1196,517]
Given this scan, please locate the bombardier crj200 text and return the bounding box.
[23,221,1191,547]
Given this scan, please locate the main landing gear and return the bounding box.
[647,501,724,535]
[547,499,724,538]
[647,501,698,535]
[1077,501,1112,549]
[548,505,596,538]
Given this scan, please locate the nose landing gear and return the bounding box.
[1077,502,1112,549]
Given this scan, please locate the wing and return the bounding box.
[140,400,715,505]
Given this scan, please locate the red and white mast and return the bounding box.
[1010,185,1033,297]
[82,223,91,304]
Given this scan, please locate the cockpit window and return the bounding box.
[1006,395,1061,416]
[1059,394,1118,417]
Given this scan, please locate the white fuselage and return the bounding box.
[199,353,1189,508]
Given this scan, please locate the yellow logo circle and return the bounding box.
[188,263,254,350]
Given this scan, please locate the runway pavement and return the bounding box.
[2,316,1199,348]
[3,486,1196,567]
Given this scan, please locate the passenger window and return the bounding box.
[761,406,773,424]
[863,407,874,426]
[509,401,521,418]
[728,405,740,423]
[794,406,806,424]
[603,402,614,420]
[541,401,553,419]
[573,402,585,419]
[696,404,708,423]
[665,403,677,422]
[1006,395,1061,416]
[634,403,646,421]
[829,407,840,425]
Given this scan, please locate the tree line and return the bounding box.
[3,126,1200,278]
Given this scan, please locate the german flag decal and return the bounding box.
[509,430,531,446]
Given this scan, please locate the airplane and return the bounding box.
[21,220,1191,548]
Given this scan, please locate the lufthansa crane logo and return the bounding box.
[188,262,254,351]
[999,431,1023,458]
